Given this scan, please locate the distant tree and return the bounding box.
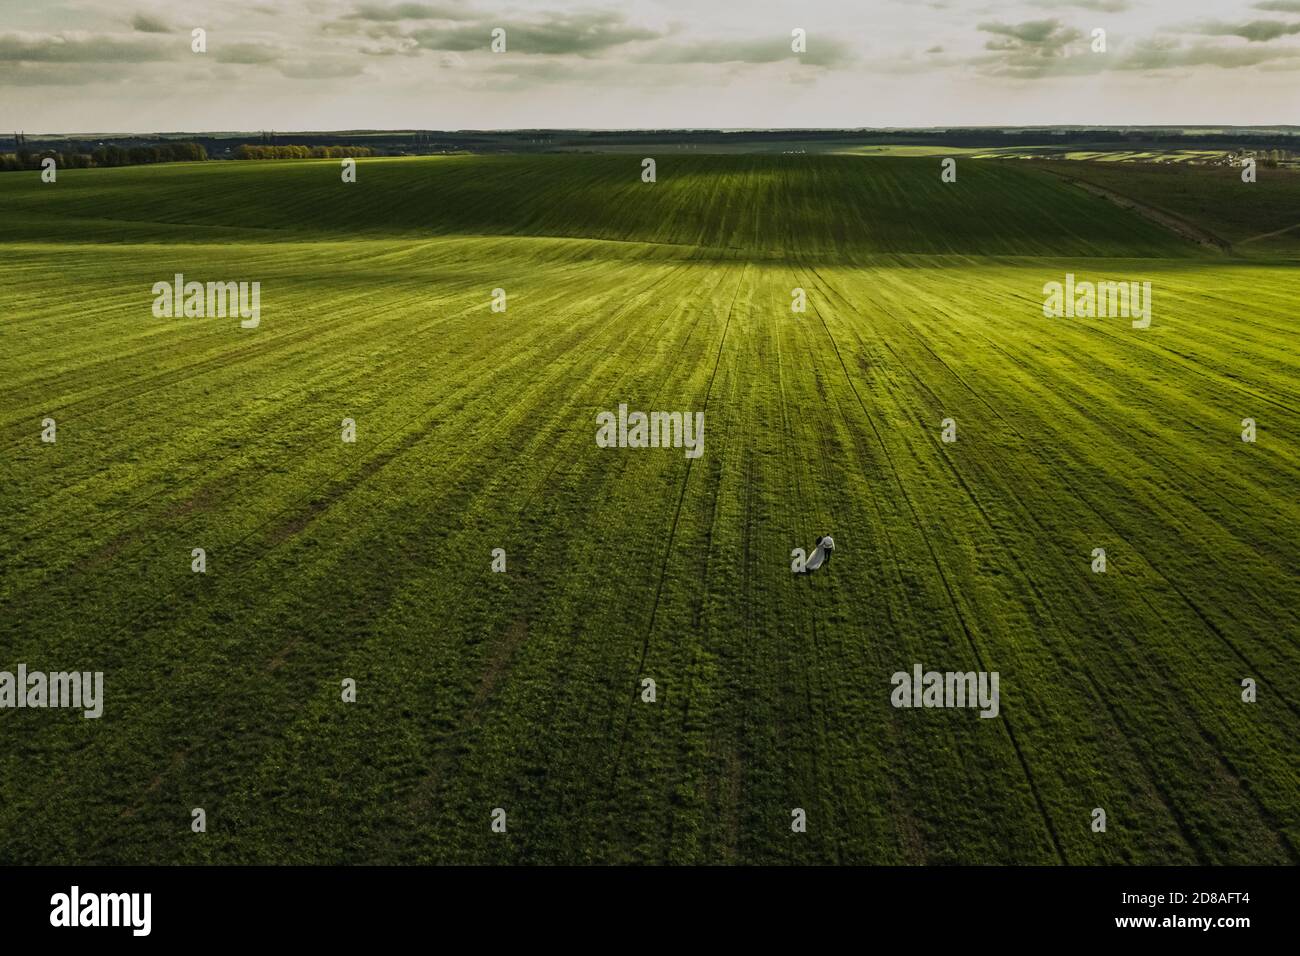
[233,143,374,161]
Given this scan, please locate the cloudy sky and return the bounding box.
[1,0,1297,132]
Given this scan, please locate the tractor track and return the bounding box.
[800,262,1070,864]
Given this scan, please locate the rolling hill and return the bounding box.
[1,155,1296,864]
[0,154,1212,258]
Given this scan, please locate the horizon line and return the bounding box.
[14,124,1300,138]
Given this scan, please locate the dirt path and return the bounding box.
[1042,169,1232,252]
[1237,221,1300,245]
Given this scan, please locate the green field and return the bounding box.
[833,144,1265,165]
[1029,160,1300,255]
[1,155,1296,864]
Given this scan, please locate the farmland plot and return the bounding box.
[0,156,1295,863]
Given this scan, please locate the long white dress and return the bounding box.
[804,535,834,572]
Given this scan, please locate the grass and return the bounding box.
[1027,160,1300,255]
[0,154,1202,258]
[832,145,1258,165]
[0,155,1296,864]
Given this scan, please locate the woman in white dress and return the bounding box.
[803,534,834,572]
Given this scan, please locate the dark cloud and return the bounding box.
[410,12,659,56]
[974,32,1300,78]
[1188,20,1300,42]
[978,19,1085,54]
[1028,0,1130,11]
[976,19,1088,73]
[214,41,283,64]
[344,3,476,21]
[359,37,420,56]
[637,35,857,68]
[1120,40,1300,69]
[130,13,172,34]
[0,32,175,63]
[1252,1,1300,11]
[408,25,501,52]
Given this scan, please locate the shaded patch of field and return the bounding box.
[0,154,1200,259]
[1029,160,1300,257]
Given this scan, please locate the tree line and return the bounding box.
[233,145,375,160]
[0,142,208,172]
